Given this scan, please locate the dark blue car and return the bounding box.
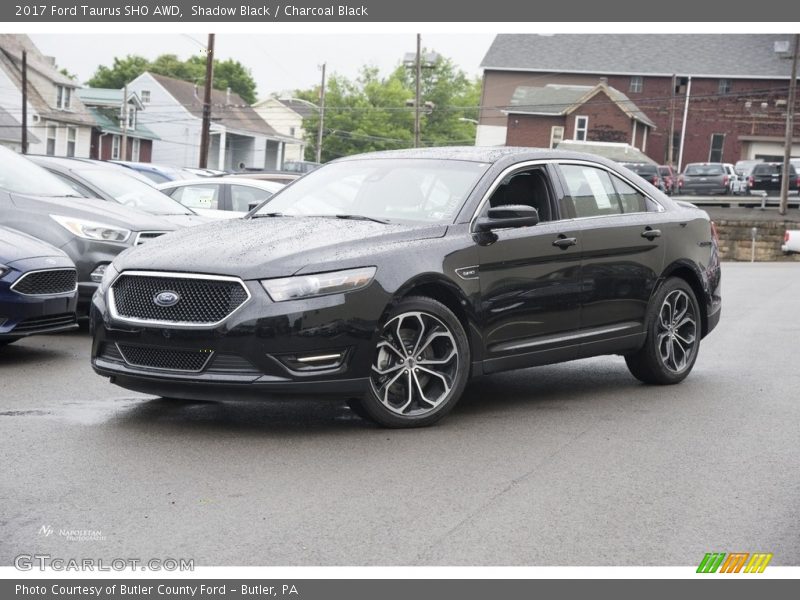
[0,226,79,346]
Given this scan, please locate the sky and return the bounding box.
[29,34,497,99]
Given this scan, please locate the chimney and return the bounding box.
[599,77,608,85]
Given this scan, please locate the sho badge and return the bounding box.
[153,290,180,307]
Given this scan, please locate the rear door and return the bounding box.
[474,163,584,373]
[555,162,666,356]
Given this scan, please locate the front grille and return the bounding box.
[135,231,169,245]
[117,343,214,372]
[110,272,249,325]
[11,269,77,295]
[13,313,76,333]
[98,343,261,375]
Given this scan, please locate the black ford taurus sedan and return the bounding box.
[91,147,721,428]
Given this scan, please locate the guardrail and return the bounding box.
[672,191,800,209]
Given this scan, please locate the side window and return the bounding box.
[609,174,648,213]
[559,164,622,218]
[170,184,220,210]
[486,167,554,222]
[230,185,273,212]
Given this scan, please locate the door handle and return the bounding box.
[641,228,662,240]
[552,236,577,249]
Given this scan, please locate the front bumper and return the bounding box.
[0,291,78,339]
[91,278,390,399]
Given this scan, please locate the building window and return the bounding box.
[574,116,588,141]
[121,106,136,130]
[140,90,151,104]
[66,127,76,157]
[56,86,71,110]
[718,79,732,95]
[131,138,140,161]
[550,125,565,149]
[111,135,120,160]
[46,123,57,155]
[629,76,643,93]
[709,133,725,162]
[289,126,297,137]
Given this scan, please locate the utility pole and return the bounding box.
[414,33,421,148]
[779,33,799,216]
[315,63,326,163]
[667,74,676,166]
[21,50,27,154]
[121,84,128,161]
[199,32,215,169]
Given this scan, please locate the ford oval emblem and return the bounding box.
[154,290,180,307]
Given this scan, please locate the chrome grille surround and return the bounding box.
[108,270,251,328]
[10,268,78,296]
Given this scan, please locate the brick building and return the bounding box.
[478,34,800,169]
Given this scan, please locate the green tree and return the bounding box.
[87,54,257,104]
[296,52,481,162]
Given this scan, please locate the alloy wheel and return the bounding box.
[656,289,697,373]
[369,311,459,416]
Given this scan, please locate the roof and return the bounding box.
[148,73,281,138]
[507,83,656,127]
[277,97,318,119]
[78,88,125,105]
[0,105,40,144]
[86,106,160,140]
[556,140,657,164]
[481,34,798,79]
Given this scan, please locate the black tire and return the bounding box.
[0,339,18,347]
[625,278,702,385]
[359,296,470,428]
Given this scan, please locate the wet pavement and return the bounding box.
[1,262,799,566]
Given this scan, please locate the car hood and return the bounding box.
[155,213,214,227]
[113,217,448,279]
[9,193,180,232]
[0,225,68,263]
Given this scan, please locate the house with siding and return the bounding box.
[478,34,800,169]
[252,97,317,163]
[126,72,293,170]
[0,34,93,157]
[77,88,159,162]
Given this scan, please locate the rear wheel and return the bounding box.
[357,296,470,428]
[625,278,701,385]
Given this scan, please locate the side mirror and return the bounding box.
[476,204,539,232]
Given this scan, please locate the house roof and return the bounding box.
[86,106,160,140]
[555,140,657,165]
[507,83,656,128]
[0,105,40,144]
[277,97,318,119]
[481,34,798,79]
[148,73,281,138]
[0,34,94,127]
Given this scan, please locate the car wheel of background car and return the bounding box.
[625,278,701,385]
[359,296,470,428]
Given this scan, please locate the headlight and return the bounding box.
[262,267,376,302]
[50,215,131,243]
[0,263,9,278]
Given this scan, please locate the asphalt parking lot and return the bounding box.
[1,262,799,566]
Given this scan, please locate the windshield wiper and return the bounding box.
[250,212,292,218]
[333,214,390,224]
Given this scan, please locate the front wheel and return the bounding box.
[625,278,702,385]
[357,296,470,428]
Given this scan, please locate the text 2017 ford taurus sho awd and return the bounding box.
[91,147,721,428]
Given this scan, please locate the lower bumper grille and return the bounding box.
[117,344,214,372]
[13,313,77,333]
[100,343,261,375]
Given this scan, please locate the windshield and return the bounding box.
[0,148,82,197]
[76,168,193,215]
[253,158,489,224]
[685,164,724,176]
[658,167,671,176]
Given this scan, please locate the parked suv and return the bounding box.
[748,162,800,195]
[678,163,730,195]
[620,163,664,192]
[0,147,178,313]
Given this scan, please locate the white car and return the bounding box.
[722,163,746,194]
[782,229,800,254]
[157,177,285,217]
